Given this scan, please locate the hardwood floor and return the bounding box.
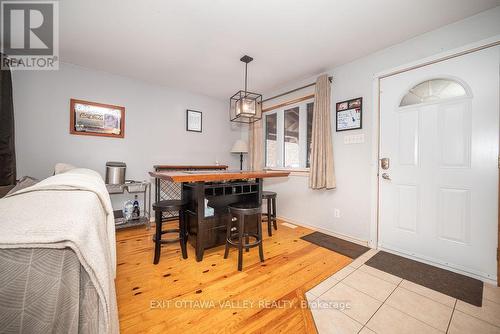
[115,220,352,333]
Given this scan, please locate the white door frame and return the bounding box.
[369,35,500,283]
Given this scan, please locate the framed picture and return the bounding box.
[186,109,202,132]
[336,97,362,132]
[70,99,125,138]
[337,101,349,111]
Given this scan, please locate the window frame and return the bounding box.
[263,99,314,172]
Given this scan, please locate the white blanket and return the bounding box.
[0,168,118,333]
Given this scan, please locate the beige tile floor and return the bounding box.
[306,250,500,334]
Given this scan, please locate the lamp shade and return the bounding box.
[231,139,248,154]
[230,91,262,123]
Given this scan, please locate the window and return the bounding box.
[306,102,314,168]
[264,101,314,170]
[265,113,277,168]
[400,78,468,107]
[284,107,300,168]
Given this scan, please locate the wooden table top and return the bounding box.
[153,164,228,170]
[149,170,291,183]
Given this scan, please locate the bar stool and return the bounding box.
[262,191,277,236]
[152,199,188,264]
[224,202,264,271]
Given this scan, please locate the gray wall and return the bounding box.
[12,63,242,182]
[262,7,500,244]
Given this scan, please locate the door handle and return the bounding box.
[381,173,391,180]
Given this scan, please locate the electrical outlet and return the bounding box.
[334,208,340,218]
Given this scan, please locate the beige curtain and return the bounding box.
[248,117,264,170]
[309,74,336,189]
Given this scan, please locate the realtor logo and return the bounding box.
[1,0,59,70]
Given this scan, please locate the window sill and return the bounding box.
[264,168,310,177]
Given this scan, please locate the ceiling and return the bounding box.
[60,0,498,99]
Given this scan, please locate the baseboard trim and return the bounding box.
[278,216,370,248]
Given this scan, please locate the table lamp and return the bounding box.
[231,139,248,171]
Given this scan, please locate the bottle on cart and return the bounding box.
[123,200,134,221]
[132,195,140,220]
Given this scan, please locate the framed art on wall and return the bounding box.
[70,99,125,138]
[186,109,202,132]
[336,97,362,131]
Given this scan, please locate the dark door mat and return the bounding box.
[365,251,483,306]
[300,232,370,259]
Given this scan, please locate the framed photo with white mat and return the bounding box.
[186,109,202,132]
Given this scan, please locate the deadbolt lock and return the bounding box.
[380,158,390,170]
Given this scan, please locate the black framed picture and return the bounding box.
[336,97,362,131]
[186,109,202,132]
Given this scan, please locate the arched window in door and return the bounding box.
[400,78,469,107]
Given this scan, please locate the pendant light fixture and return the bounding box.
[229,55,262,123]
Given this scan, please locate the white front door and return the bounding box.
[379,46,499,281]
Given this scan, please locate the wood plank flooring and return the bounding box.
[115,220,352,333]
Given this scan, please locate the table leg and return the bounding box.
[195,181,205,262]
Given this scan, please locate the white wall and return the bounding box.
[12,63,242,182]
[262,7,500,244]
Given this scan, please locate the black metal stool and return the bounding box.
[224,202,264,271]
[262,191,277,236]
[152,199,188,264]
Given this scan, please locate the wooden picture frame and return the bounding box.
[336,97,362,132]
[70,99,125,138]
[186,109,202,132]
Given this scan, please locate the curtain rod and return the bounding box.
[262,76,332,103]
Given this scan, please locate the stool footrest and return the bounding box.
[160,228,180,235]
[226,232,262,248]
[153,235,181,244]
[155,238,181,244]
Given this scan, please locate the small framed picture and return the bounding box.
[348,98,362,109]
[336,97,362,132]
[186,109,202,132]
[70,99,125,138]
[337,101,349,111]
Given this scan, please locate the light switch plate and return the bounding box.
[344,134,365,144]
